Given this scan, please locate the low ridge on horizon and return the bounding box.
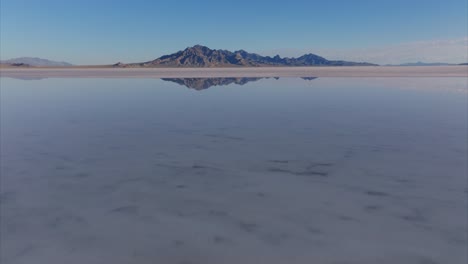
[0,57,73,67]
[386,61,459,66]
[113,45,378,68]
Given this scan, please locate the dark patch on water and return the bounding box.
[365,190,389,197]
[213,235,232,245]
[400,208,427,224]
[296,171,329,177]
[110,205,139,215]
[238,221,258,233]
[307,227,323,235]
[58,155,73,162]
[256,192,266,197]
[364,205,383,213]
[395,178,411,183]
[307,162,333,168]
[14,245,36,259]
[0,191,16,203]
[204,134,244,141]
[338,215,355,221]
[107,146,121,151]
[268,160,289,163]
[268,167,291,173]
[448,236,467,246]
[268,167,329,177]
[173,240,185,247]
[343,149,355,159]
[192,164,207,169]
[208,210,229,217]
[155,152,169,158]
[192,164,222,172]
[47,213,87,228]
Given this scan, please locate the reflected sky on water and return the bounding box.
[0,77,466,264]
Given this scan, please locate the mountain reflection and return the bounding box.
[301,77,318,81]
[161,77,265,90]
[161,77,317,90]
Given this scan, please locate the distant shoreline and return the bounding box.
[1,66,467,78]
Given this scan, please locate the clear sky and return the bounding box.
[1,0,466,64]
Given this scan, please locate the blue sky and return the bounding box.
[1,0,466,64]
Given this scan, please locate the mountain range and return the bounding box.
[3,49,465,68]
[114,45,377,67]
[0,57,73,67]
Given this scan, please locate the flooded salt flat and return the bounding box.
[0,77,467,264]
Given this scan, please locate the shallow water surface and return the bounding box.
[1,77,467,264]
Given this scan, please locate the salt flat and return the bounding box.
[1,77,466,264]
[1,66,467,79]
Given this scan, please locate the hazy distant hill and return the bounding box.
[388,61,455,66]
[115,45,377,67]
[1,57,72,67]
[459,63,468,65]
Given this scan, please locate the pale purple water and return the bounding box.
[1,77,467,264]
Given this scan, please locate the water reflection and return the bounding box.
[161,77,319,90]
[161,77,273,90]
[0,77,466,264]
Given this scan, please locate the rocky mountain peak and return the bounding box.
[121,45,377,67]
